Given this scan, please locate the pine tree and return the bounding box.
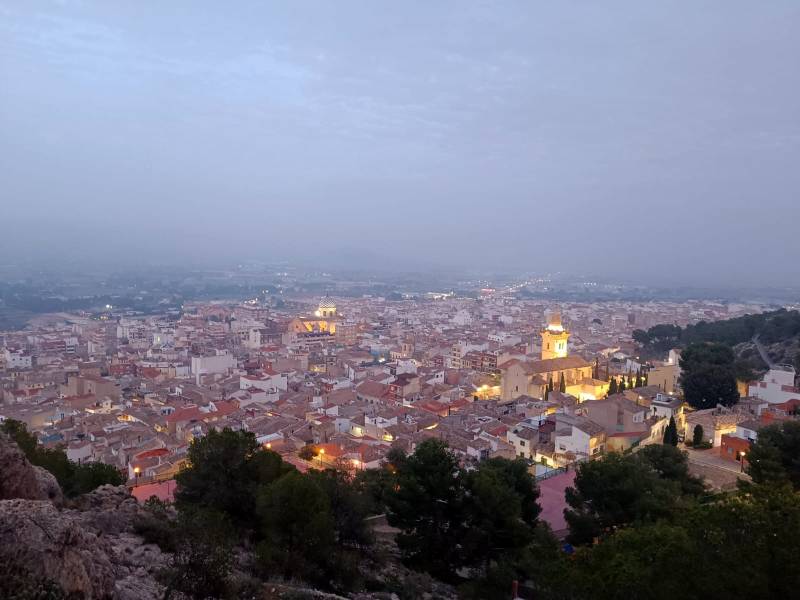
[559,373,566,394]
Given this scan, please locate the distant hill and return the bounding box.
[634,309,800,378]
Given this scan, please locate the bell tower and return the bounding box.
[540,311,569,360]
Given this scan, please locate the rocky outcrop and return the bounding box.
[0,432,62,504]
[73,484,142,535]
[34,465,64,506]
[0,435,165,599]
[0,499,117,598]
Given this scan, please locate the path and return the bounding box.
[685,446,749,490]
[752,334,774,369]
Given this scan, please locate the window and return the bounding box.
[520,440,525,447]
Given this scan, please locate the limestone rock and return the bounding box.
[0,499,117,598]
[0,433,59,503]
[34,465,64,506]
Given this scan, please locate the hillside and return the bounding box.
[634,309,800,377]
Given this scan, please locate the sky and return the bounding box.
[1,1,799,286]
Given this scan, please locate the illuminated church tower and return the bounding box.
[540,311,569,360]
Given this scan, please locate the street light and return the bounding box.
[739,451,746,472]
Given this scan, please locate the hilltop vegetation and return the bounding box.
[1,419,124,497]
[634,308,800,374]
[4,425,800,599]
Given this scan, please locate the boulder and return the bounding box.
[34,465,64,506]
[0,433,60,503]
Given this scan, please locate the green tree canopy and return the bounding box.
[1,419,124,497]
[679,342,739,409]
[256,471,337,586]
[565,448,701,546]
[175,428,294,526]
[385,439,468,579]
[746,420,800,489]
[662,416,679,446]
[462,458,541,573]
[692,424,704,446]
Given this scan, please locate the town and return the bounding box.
[3,291,792,520]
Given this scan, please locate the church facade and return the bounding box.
[499,312,609,402]
[288,297,341,335]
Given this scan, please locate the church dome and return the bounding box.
[319,296,336,309]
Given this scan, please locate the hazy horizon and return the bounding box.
[2,1,799,287]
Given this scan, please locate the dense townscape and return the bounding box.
[0,293,780,489]
[2,290,800,598]
[3,2,800,598]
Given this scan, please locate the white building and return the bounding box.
[190,350,236,376]
[748,366,799,404]
[3,348,32,369]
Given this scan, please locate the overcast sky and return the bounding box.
[1,1,798,285]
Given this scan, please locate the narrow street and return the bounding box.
[684,447,750,490]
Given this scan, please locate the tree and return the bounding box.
[175,428,293,526]
[564,452,685,545]
[608,378,618,395]
[746,421,800,489]
[307,469,373,548]
[256,471,338,586]
[563,483,800,599]
[618,377,626,392]
[298,444,318,461]
[161,508,234,600]
[692,424,704,447]
[70,462,125,495]
[462,458,541,574]
[385,439,468,580]
[569,522,696,600]
[662,416,679,446]
[681,484,800,597]
[636,443,705,497]
[679,343,739,409]
[558,373,566,394]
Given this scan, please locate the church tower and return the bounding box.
[540,311,569,360]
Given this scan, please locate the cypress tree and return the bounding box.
[692,424,704,446]
[608,378,618,395]
[619,377,627,392]
[559,373,566,393]
[663,416,679,446]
